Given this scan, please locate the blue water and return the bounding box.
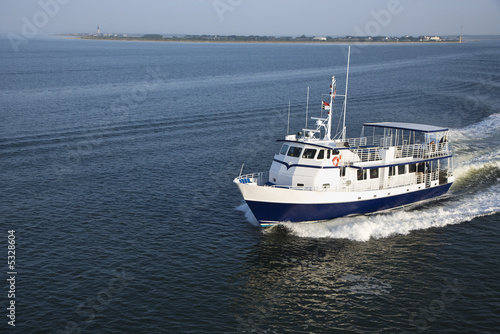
[1,36,499,333]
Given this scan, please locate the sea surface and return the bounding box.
[1,35,499,333]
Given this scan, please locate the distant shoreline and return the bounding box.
[71,35,461,45]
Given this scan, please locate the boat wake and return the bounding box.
[237,113,500,241]
[283,183,498,241]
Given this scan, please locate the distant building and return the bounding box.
[420,35,442,41]
[313,36,327,41]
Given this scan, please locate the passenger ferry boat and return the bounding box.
[234,49,454,227]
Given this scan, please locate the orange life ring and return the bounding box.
[332,156,340,166]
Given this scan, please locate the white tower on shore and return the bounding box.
[97,25,100,35]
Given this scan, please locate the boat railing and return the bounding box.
[237,169,445,193]
[367,142,451,160]
[406,142,450,159]
[424,142,450,158]
[347,135,388,148]
[236,172,269,186]
[341,170,441,192]
[346,136,367,147]
[346,136,451,160]
[351,147,382,163]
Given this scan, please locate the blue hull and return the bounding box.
[246,183,452,224]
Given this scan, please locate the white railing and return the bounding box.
[236,172,268,186]
[345,134,451,159]
[347,135,386,147]
[351,148,382,163]
[236,170,446,193]
[346,136,367,147]
[394,142,450,160]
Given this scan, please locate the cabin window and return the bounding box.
[280,144,289,155]
[327,150,331,159]
[317,149,325,160]
[370,168,379,179]
[357,169,367,181]
[332,149,340,155]
[409,164,417,173]
[340,167,346,177]
[297,183,304,187]
[389,166,396,176]
[398,165,406,175]
[287,146,302,157]
[302,148,317,159]
[323,183,330,189]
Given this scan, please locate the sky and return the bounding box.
[1,0,499,37]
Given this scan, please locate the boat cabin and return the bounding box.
[268,122,452,192]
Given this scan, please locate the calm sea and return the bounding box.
[1,35,499,333]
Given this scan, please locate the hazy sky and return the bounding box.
[1,0,499,36]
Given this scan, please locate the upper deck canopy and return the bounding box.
[363,122,448,133]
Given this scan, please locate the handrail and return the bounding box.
[236,170,446,193]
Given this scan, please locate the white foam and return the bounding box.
[449,113,500,179]
[453,148,500,180]
[236,202,260,227]
[448,113,500,141]
[282,183,499,241]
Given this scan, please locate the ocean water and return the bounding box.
[1,35,499,333]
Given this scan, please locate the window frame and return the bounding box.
[302,148,317,159]
[398,165,406,175]
[287,146,302,157]
[279,144,289,155]
[357,169,368,181]
[317,149,325,160]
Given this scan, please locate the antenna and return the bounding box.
[287,101,291,135]
[326,75,335,140]
[342,45,351,141]
[239,163,244,177]
[305,87,309,129]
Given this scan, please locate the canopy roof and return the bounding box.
[363,122,448,133]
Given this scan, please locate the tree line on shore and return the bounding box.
[82,34,457,43]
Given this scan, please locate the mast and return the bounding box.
[287,101,290,135]
[305,87,309,129]
[326,75,336,140]
[342,45,351,141]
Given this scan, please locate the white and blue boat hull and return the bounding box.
[245,184,452,225]
[236,176,453,226]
